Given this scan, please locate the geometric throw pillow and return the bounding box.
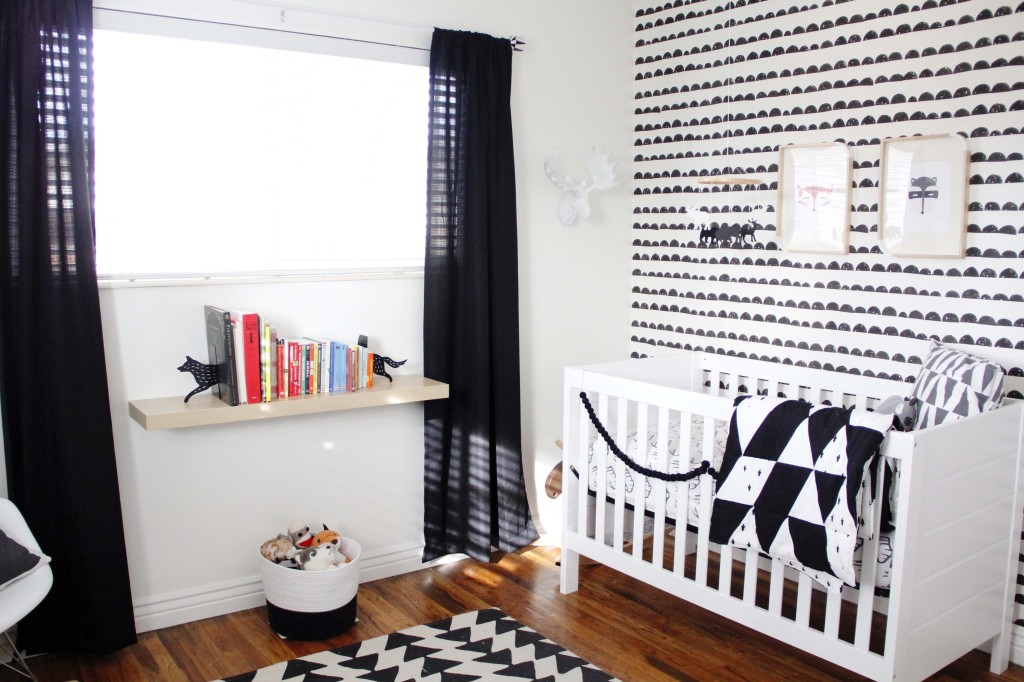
[910,340,1005,430]
[0,528,49,591]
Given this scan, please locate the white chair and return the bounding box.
[0,498,53,681]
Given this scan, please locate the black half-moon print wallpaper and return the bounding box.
[631,0,1024,629]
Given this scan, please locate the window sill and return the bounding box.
[99,268,425,289]
[128,374,447,430]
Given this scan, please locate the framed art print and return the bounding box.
[879,134,969,258]
[777,142,851,254]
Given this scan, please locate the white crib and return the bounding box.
[560,351,1024,682]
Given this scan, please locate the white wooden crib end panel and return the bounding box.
[885,402,1024,680]
[991,402,1024,674]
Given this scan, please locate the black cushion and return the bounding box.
[0,529,47,590]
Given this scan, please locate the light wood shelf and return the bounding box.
[128,374,448,431]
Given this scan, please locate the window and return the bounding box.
[92,24,428,279]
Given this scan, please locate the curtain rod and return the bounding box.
[95,7,430,52]
[95,8,525,53]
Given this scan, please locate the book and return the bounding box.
[287,340,302,396]
[262,323,278,403]
[276,337,287,399]
[346,345,355,392]
[305,341,316,394]
[204,305,239,406]
[330,341,348,392]
[231,310,261,404]
[230,317,247,404]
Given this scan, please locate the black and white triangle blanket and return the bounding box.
[216,608,617,681]
[708,395,893,592]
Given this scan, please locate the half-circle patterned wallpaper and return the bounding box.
[630,0,1024,625]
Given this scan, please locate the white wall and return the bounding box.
[94,0,633,631]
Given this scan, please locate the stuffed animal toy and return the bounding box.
[289,521,314,549]
[260,534,297,564]
[294,544,336,571]
[876,396,919,432]
[311,529,348,564]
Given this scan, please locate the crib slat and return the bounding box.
[632,403,649,561]
[719,545,734,593]
[577,398,591,542]
[854,454,889,649]
[695,471,713,586]
[673,413,694,577]
[612,399,629,552]
[768,561,785,616]
[824,590,841,638]
[743,548,758,604]
[796,573,812,627]
[595,394,610,546]
[652,406,669,569]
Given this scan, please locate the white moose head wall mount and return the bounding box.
[543,146,617,226]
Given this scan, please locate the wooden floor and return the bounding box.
[6,539,1024,682]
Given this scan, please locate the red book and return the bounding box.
[231,310,261,404]
[276,338,287,398]
[287,340,302,396]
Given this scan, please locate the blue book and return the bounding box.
[331,341,348,392]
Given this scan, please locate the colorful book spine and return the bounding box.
[231,310,261,404]
[330,341,346,392]
[288,340,302,396]
[320,340,331,393]
[346,346,355,392]
[204,305,239,406]
[276,338,287,399]
[262,324,277,403]
[230,317,247,404]
[303,342,314,394]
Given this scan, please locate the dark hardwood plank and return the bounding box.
[5,541,1024,682]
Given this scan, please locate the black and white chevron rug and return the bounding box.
[215,608,617,682]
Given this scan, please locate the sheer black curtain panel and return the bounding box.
[423,28,538,562]
[0,0,136,654]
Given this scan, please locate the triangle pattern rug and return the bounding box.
[214,608,618,682]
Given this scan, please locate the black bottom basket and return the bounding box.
[260,537,361,640]
[266,594,357,640]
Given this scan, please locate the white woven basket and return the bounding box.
[260,537,361,613]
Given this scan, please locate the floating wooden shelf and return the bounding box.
[128,375,448,431]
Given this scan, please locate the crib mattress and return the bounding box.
[586,417,895,590]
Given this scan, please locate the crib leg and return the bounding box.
[560,547,579,594]
[989,628,1012,675]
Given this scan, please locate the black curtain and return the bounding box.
[423,28,538,562]
[0,0,136,654]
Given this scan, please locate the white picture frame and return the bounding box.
[776,142,851,255]
[879,134,969,258]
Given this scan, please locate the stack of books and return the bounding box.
[204,305,375,407]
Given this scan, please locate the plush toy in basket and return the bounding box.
[259,520,362,640]
[260,520,349,570]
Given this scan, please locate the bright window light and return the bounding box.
[93,29,428,278]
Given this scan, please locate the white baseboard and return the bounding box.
[1011,629,1024,666]
[134,541,426,633]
